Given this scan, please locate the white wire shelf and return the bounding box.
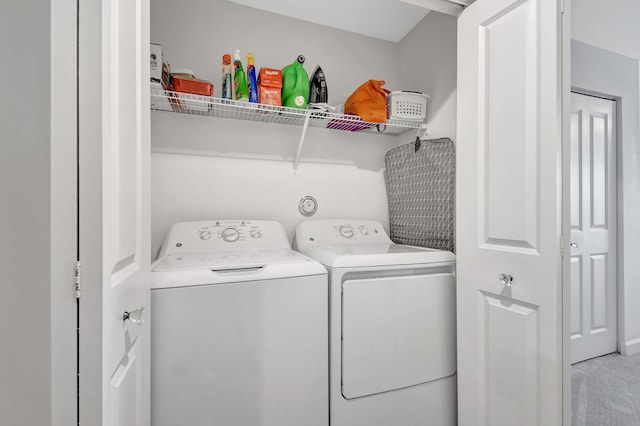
[151,89,423,134]
[150,88,427,169]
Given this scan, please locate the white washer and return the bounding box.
[295,219,457,426]
[151,220,328,426]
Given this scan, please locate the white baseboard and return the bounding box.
[620,338,640,356]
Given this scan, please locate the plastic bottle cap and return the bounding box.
[297,55,305,64]
[223,54,231,64]
[247,52,254,65]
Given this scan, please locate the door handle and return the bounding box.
[123,307,146,325]
[570,242,579,248]
[498,273,514,287]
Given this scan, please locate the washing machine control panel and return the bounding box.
[157,220,291,258]
[332,223,383,240]
[296,220,392,248]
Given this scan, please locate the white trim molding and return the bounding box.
[620,338,640,356]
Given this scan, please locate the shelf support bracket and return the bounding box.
[415,123,429,141]
[294,112,311,171]
[414,123,429,152]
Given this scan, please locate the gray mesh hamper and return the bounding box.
[384,138,455,252]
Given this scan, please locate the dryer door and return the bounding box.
[341,273,456,399]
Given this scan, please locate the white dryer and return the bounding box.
[151,220,328,426]
[295,219,457,426]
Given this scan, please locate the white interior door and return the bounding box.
[79,0,151,424]
[456,0,567,425]
[570,92,617,364]
[101,0,151,424]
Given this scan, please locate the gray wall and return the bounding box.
[150,0,458,251]
[0,1,52,425]
[398,12,457,140]
[151,0,404,110]
[571,40,640,355]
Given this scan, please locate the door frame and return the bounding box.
[78,0,107,423]
[69,0,581,424]
[569,89,622,359]
[51,0,79,424]
[561,2,572,424]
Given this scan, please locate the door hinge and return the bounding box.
[560,0,565,14]
[560,236,565,258]
[74,261,81,299]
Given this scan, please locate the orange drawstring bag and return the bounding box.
[344,80,390,123]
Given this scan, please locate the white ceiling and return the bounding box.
[225,0,639,54]
[400,0,473,17]
[227,0,466,42]
[572,0,640,60]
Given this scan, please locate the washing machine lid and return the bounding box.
[294,219,455,268]
[153,248,310,272]
[300,244,455,268]
[151,248,327,289]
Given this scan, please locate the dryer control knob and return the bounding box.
[360,227,369,236]
[339,226,354,238]
[222,227,240,242]
[199,230,212,240]
[249,229,261,238]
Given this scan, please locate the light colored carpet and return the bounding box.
[572,352,640,426]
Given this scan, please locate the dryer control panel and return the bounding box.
[157,220,291,259]
[295,219,392,248]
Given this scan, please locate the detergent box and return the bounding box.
[258,68,283,106]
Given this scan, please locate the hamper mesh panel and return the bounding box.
[384,138,455,252]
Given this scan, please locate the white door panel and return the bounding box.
[479,0,540,251]
[80,0,151,423]
[570,257,582,336]
[570,93,616,364]
[480,293,539,426]
[103,0,150,423]
[457,0,566,425]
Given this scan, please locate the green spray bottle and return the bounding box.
[233,49,249,101]
[282,55,309,109]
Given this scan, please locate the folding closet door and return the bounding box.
[456,0,568,425]
[79,0,151,424]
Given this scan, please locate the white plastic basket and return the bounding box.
[386,91,429,122]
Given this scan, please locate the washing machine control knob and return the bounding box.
[360,226,369,236]
[199,230,212,240]
[221,227,240,242]
[249,228,261,239]
[339,225,354,238]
